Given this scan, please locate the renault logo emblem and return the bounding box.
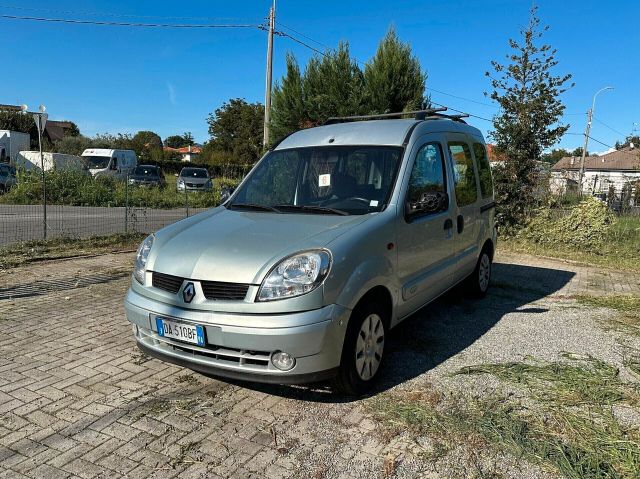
[182,282,195,303]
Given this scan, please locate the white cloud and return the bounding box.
[593,147,616,156]
[167,82,177,106]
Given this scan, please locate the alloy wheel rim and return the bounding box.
[355,313,385,381]
[479,254,491,292]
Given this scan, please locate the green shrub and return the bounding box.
[519,197,613,251]
[0,170,236,209]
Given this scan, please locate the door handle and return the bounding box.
[443,218,453,230]
[457,215,464,234]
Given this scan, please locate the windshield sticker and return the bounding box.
[319,174,331,187]
[369,200,379,207]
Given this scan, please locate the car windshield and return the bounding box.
[229,145,403,215]
[180,168,208,178]
[133,166,158,177]
[83,156,111,169]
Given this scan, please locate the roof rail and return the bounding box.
[323,107,470,125]
[324,108,446,124]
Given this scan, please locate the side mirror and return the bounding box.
[406,191,449,218]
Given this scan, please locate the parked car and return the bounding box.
[177,167,212,192]
[0,163,17,193]
[125,111,496,395]
[82,148,137,179]
[128,165,166,188]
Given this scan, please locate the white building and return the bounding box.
[550,146,640,198]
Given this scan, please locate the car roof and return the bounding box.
[274,118,484,150]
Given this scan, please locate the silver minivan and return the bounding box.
[125,111,496,394]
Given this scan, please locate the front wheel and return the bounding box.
[332,302,386,396]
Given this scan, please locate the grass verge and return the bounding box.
[0,233,144,269]
[368,355,640,478]
[500,215,640,273]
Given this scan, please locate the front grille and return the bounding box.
[201,281,250,300]
[151,272,183,294]
[185,182,203,188]
[151,272,250,300]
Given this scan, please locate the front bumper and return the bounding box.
[124,288,350,384]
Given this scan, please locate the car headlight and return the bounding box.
[134,234,155,284]
[257,250,331,301]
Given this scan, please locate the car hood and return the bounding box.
[148,207,370,284]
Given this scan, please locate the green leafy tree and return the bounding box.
[63,121,80,137]
[541,148,570,164]
[53,135,93,155]
[363,27,426,113]
[131,131,163,162]
[206,98,264,166]
[486,6,573,229]
[164,132,195,148]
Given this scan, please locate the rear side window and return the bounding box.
[473,143,493,198]
[448,142,478,206]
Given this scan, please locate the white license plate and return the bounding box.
[155,317,205,346]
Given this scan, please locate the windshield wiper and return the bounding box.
[272,204,349,216]
[228,203,280,213]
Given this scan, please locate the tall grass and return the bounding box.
[0,170,240,209]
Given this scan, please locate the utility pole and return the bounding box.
[578,86,613,195]
[263,0,275,148]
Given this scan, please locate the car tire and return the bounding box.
[332,301,386,396]
[466,246,492,298]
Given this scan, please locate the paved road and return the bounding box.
[1,251,638,478]
[0,205,208,246]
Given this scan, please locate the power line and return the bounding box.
[566,132,614,150]
[0,14,264,29]
[426,88,497,109]
[0,4,261,22]
[592,116,627,138]
[277,30,330,58]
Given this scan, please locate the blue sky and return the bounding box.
[2,0,638,153]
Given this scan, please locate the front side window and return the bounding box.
[473,143,493,198]
[448,142,478,206]
[406,143,447,216]
[230,146,402,215]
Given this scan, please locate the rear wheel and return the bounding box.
[332,302,386,396]
[467,247,492,297]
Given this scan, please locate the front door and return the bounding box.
[395,137,456,320]
[446,136,481,283]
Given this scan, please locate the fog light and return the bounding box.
[271,351,296,371]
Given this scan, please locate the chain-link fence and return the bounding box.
[0,168,244,247]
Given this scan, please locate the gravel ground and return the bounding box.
[1,250,639,478]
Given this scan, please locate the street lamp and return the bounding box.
[578,86,613,194]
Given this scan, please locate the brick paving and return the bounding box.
[1,251,639,478]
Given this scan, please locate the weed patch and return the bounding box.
[0,233,144,269]
[576,294,640,336]
[369,355,640,478]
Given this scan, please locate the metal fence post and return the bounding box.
[125,173,129,234]
[185,187,190,218]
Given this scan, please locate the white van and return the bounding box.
[82,149,138,179]
[16,151,88,174]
